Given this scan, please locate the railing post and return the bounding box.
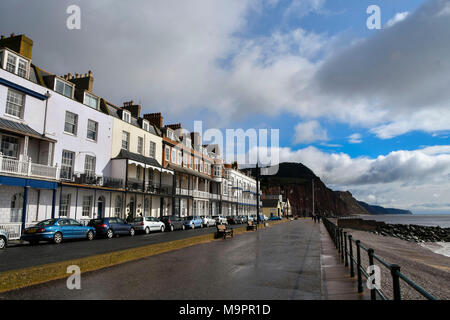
[348,235,354,277]
[390,264,402,300]
[340,229,345,261]
[344,232,348,267]
[368,248,376,300]
[27,158,32,176]
[337,228,341,252]
[356,240,363,293]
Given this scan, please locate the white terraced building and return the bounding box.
[0,33,262,241]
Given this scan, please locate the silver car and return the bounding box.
[0,229,8,250]
[201,216,216,227]
[212,215,228,225]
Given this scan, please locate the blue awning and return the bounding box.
[0,77,49,101]
[0,175,57,189]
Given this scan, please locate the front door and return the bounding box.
[97,197,104,219]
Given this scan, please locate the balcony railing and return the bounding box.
[0,155,58,180]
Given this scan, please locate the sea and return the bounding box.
[357,214,450,257]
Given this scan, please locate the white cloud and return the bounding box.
[385,11,410,28]
[294,120,328,144]
[250,144,450,211]
[348,133,362,144]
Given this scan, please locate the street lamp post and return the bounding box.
[256,162,260,224]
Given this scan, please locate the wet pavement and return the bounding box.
[0,220,324,300]
[0,224,245,273]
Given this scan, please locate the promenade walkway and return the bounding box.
[320,222,368,300]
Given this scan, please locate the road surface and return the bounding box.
[0,220,323,300]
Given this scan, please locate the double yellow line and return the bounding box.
[0,219,288,293]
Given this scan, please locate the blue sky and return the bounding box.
[1,0,449,213]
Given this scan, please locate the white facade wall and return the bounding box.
[44,91,113,177]
[0,68,47,134]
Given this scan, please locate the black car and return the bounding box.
[88,217,135,238]
[227,215,242,224]
[159,215,185,231]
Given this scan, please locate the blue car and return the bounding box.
[183,216,203,229]
[21,218,96,245]
[269,216,282,221]
[88,217,135,238]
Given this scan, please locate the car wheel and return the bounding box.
[160,226,165,232]
[106,229,114,239]
[191,223,195,229]
[145,227,150,234]
[129,228,135,236]
[0,236,6,249]
[87,231,94,241]
[170,225,174,232]
[53,232,63,244]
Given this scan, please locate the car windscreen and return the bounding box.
[88,219,104,225]
[35,219,57,226]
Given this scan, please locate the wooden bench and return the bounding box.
[247,220,257,231]
[216,224,233,239]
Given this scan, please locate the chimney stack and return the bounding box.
[190,132,202,147]
[0,34,34,59]
[143,112,163,129]
[67,70,94,92]
[122,100,141,118]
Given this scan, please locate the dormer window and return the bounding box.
[122,110,131,123]
[55,78,74,99]
[142,120,150,132]
[166,129,175,141]
[84,92,99,110]
[1,50,30,79]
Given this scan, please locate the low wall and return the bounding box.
[337,218,386,231]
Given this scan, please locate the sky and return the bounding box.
[1,0,449,213]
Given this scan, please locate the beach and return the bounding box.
[343,229,450,300]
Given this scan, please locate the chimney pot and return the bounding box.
[10,33,15,38]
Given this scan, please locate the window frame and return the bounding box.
[137,136,143,155]
[149,141,156,159]
[54,78,74,99]
[121,131,130,150]
[84,155,96,177]
[5,88,25,119]
[64,111,78,135]
[165,146,170,162]
[86,119,98,141]
[122,110,131,123]
[84,92,99,110]
[82,195,93,217]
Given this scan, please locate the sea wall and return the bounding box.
[338,218,450,242]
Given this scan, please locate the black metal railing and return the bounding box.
[323,217,437,300]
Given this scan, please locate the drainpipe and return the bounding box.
[43,91,51,135]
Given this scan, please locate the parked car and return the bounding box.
[183,216,203,229]
[269,216,282,221]
[88,217,135,239]
[201,216,216,227]
[131,216,165,234]
[249,215,256,222]
[0,229,8,249]
[160,215,185,231]
[227,215,242,224]
[21,218,96,244]
[212,215,228,225]
[239,215,248,223]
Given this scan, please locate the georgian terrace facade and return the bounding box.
[0,33,260,238]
